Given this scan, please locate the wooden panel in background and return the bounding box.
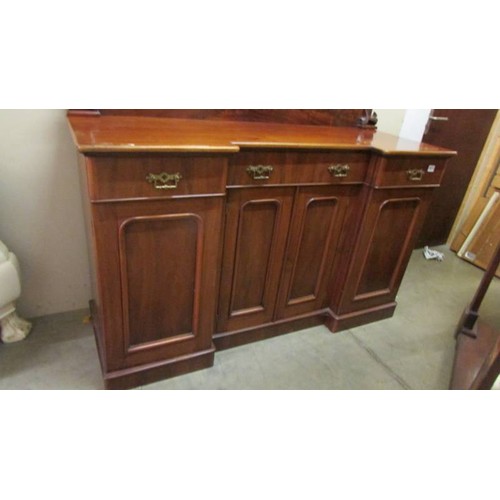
[97,109,367,127]
[451,112,500,253]
[459,193,500,278]
[452,115,500,276]
[417,109,497,247]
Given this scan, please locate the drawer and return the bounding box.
[87,155,227,201]
[228,150,370,187]
[374,157,447,188]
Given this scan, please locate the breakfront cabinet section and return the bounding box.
[81,151,227,385]
[328,154,446,331]
[337,188,433,316]
[276,185,362,320]
[68,112,455,388]
[217,187,295,333]
[217,184,363,341]
[89,194,224,388]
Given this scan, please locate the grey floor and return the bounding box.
[1,246,499,390]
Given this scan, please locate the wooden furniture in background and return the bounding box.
[450,242,500,390]
[68,110,455,389]
[457,193,500,277]
[451,111,500,277]
[416,109,497,248]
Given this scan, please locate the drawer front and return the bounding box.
[87,155,227,201]
[374,157,447,188]
[228,151,370,187]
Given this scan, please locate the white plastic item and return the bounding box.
[423,246,445,262]
[0,240,32,343]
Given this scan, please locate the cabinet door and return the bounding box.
[92,197,223,370]
[217,187,294,332]
[276,185,359,319]
[339,188,433,314]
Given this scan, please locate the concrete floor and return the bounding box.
[1,246,499,390]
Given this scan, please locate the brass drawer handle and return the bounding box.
[246,165,274,180]
[328,164,350,178]
[407,169,425,181]
[146,172,182,190]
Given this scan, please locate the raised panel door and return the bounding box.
[91,197,223,370]
[119,214,201,350]
[276,185,360,319]
[217,187,294,332]
[339,188,433,314]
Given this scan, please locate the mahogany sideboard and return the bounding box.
[68,111,456,389]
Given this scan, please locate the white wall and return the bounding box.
[373,109,406,136]
[375,109,431,142]
[399,109,431,142]
[0,110,90,318]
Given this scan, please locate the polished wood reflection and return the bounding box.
[96,109,366,127]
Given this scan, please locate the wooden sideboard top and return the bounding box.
[67,113,456,157]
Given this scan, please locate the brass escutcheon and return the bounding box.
[407,169,425,181]
[247,165,274,180]
[328,164,350,178]
[146,172,182,190]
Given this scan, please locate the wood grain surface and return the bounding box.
[96,109,366,127]
[68,113,455,156]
